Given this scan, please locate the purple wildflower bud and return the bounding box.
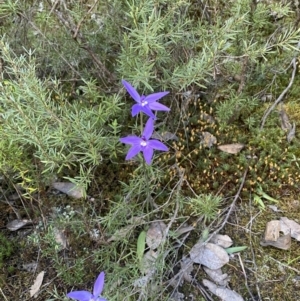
[120,118,169,165]
[67,272,107,301]
[122,80,170,120]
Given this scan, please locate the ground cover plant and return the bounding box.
[1,0,300,300]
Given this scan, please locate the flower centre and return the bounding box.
[140,138,147,147]
[141,95,148,106]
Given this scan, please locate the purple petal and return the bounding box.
[120,136,141,145]
[122,80,141,103]
[126,144,142,160]
[140,106,157,119]
[148,102,170,112]
[143,118,154,140]
[131,104,142,117]
[148,140,169,151]
[143,146,154,165]
[67,291,93,301]
[93,272,105,296]
[97,298,107,301]
[144,91,169,103]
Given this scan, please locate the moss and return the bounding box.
[224,198,300,300]
[0,233,14,269]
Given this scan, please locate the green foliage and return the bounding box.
[215,90,260,128]
[0,233,14,269]
[0,41,123,191]
[187,194,222,223]
[136,231,146,263]
[1,0,300,300]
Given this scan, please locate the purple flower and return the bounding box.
[120,118,168,165]
[67,272,107,301]
[122,80,170,119]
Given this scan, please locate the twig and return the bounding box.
[260,41,300,129]
[73,0,99,39]
[163,168,185,240]
[237,55,249,94]
[0,288,9,301]
[48,0,59,15]
[269,257,300,274]
[195,280,215,301]
[237,253,256,301]
[247,196,263,301]
[206,168,248,243]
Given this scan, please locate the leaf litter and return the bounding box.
[260,217,300,250]
[6,219,32,231]
[52,182,84,199]
[29,271,45,298]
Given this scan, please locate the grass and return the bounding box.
[1,0,300,300]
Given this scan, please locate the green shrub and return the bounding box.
[0,41,123,191]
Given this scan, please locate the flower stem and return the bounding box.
[139,112,143,133]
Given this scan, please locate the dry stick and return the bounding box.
[206,168,248,243]
[269,257,300,274]
[238,253,256,301]
[260,41,300,129]
[0,288,9,301]
[48,0,59,15]
[247,198,263,301]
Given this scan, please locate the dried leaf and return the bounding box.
[168,256,193,287]
[180,256,194,283]
[201,132,217,148]
[260,233,291,250]
[264,221,281,241]
[30,271,45,297]
[174,225,194,237]
[6,219,32,231]
[287,122,296,143]
[203,267,229,286]
[279,107,292,131]
[140,249,157,275]
[190,242,229,269]
[169,291,185,301]
[209,234,233,248]
[280,217,300,241]
[260,220,291,250]
[218,143,244,154]
[53,227,68,249]
[146,221,167,250]
[203,279,244,301]
[133,275,151,288]
[52,182,84,199]
[268,205,283,212]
